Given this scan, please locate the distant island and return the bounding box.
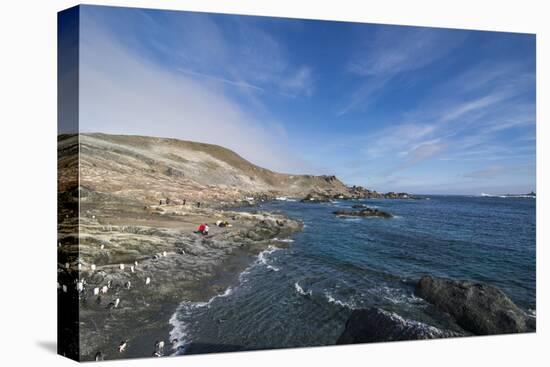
[480,192,535,198]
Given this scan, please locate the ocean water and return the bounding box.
[170,196,536,354]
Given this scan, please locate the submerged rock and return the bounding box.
[337,308,460,344]
[414,276,535,335]
[333,208,392,218]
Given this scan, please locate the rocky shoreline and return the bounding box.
[58,134,532,360]
[337,276,536,345]
[58,189,303,361]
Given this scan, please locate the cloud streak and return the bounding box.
[79,10,313,174]
[335,58,535,191]
[339,26,467,115]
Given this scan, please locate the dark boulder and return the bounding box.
[415,276,535,335]
[165,166,185,178]
[337,308,460,344]
[333,208,392,218]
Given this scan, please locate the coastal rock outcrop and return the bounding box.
[333,208,392,218]
[348,185,382,199]
[300,192,332,203]
[337,308,460,344]
[383,191,412,199]
[414,276,535,335]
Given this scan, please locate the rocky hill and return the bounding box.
[74,133,351,206]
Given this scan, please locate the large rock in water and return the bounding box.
[415,276,535,335]
[337,308,460,344]
[333,208,392,218]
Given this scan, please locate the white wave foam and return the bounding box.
[257,246,281,268]
[378,286,424,305]
[168,311,188,353]
[324,291,353,308]
[169,240,291,354]
[273,238,294,243]
[294,282,312,297]
[169,286,235,352]
[384,310,448,336]
[342,217,361,222]
[169,245,285,352]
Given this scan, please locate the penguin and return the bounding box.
[119,264,125,270]
[107,280,112,288]
[171,338,178,347]
[101,285,108,294]
[130,265,134,273]
[117,340,128,353]
[93,287,99,296]
[94,351,104,361]
[100,244,105,250]
[65,262,70,270]
[134,260,138,267]
[162,251,167,257]
[145,277,151,285]
[155,340,165,351]
[179,249,186,255]
[77,263,82,271]
[152,351,162,357]
[153,254,159,260]
[90,264,96,272]
[125,281,131,290]
[76,282,84,292]
[62,284,68,293]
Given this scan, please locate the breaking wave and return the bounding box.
[294,282,313,297]
[324,292,354,309]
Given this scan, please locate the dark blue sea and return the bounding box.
[170,195,536,353]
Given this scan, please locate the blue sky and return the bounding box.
[78,5,536,194]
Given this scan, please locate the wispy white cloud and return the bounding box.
[176,68,265,92]
[79,12,312,174]
[406,140,448,164]
[339,27,467,115]
[337,59,535,188]
[280,66,314,97]
[349,27,466,77]
[89,8,315,101]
